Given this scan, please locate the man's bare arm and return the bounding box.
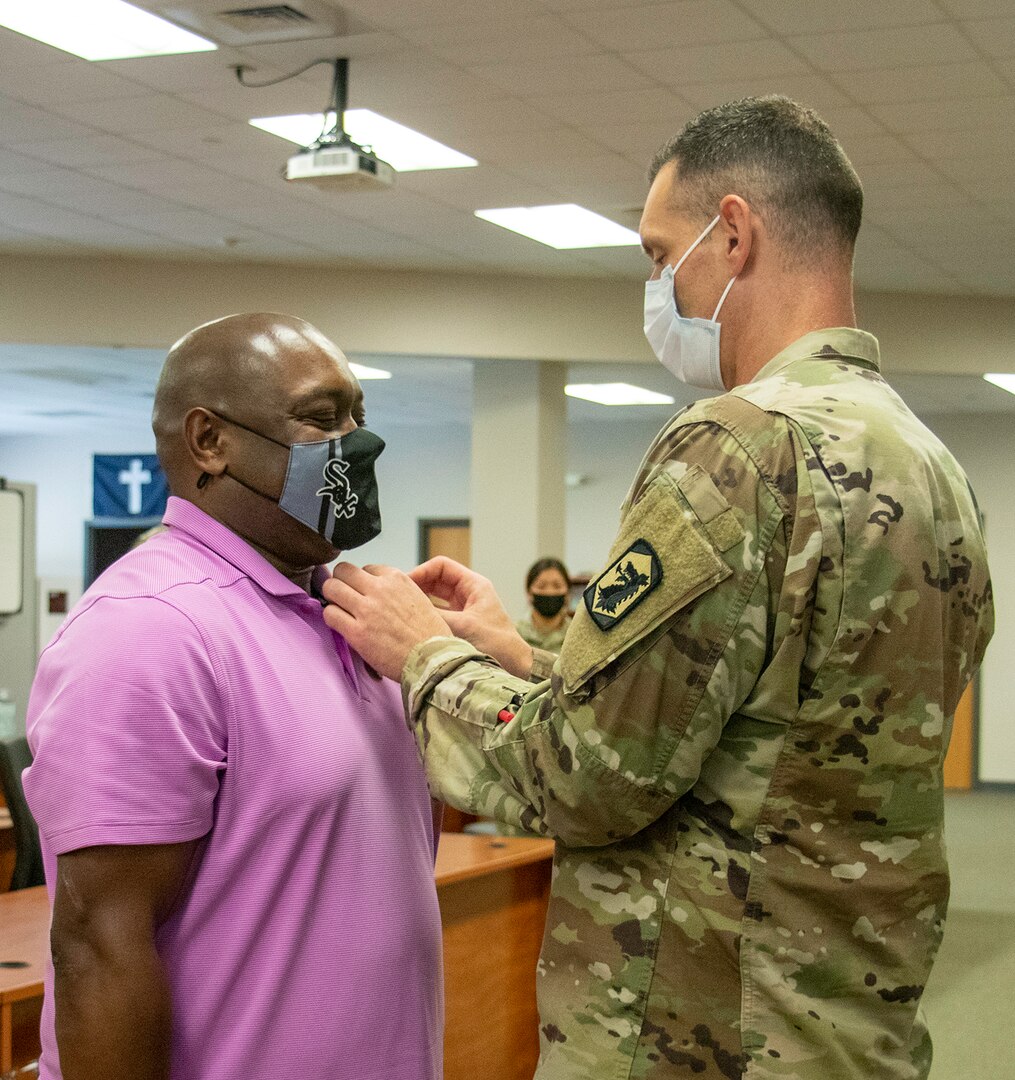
[51,840,199,1080]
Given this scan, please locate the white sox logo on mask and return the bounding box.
[207,413,385,550]
[316,458,359,521]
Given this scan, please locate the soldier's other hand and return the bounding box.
[321,563,451,681]
[409,557,533,679]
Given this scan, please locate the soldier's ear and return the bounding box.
[185,408,229,480]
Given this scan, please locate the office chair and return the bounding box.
[0,736,45,891]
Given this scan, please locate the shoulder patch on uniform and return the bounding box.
[583,539,662,631]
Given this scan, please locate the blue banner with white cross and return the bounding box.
[93,454,168,518]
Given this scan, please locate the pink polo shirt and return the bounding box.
[24,497,443,1080]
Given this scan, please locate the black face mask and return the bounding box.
[208,414,384,551]
[531,592,567,619]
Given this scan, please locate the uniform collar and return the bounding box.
[162,496,325,602]
[751,327,881,385]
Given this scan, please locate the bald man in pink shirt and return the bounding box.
[24,314,446,1080]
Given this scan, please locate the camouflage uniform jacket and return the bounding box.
[402,329,994,1080]
[517,613,573,654]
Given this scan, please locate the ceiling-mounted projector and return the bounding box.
[286,144,394,191]
[238,56,394,193]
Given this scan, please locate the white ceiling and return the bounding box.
[0,344,1012,439]
[0,0,1013,294]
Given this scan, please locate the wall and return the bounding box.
[1,252,1014,376]
[565,415,663,580]
[922,413,1014,786]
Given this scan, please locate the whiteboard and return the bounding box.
[0,487,24,615]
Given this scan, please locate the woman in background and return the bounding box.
[515,557,572,654]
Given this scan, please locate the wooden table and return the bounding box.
[436,834,555,1080]
[0,835,555,1078]
[0,810,14,894]
[0,885,46,1073]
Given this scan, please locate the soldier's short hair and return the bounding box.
[649,96,863,260]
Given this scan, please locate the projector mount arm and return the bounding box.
[235,57,358,152]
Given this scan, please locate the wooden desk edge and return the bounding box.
[435,834,555,887]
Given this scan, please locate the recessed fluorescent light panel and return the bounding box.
[475,204,640,249]
[565,383,675,407]
[249,111,477,172]
[348,362,391,381]
[983,373,1015,395]
[0,0,217,60]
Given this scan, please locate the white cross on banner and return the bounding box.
[93,454,168,518]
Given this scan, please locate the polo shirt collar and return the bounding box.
[751,327,880,385]
[162,496,322,602]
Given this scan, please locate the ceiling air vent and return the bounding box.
[162,1,352,45]
[217,5,313,29]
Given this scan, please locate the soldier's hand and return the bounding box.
[409,557,533,679]
[321,563,452,681]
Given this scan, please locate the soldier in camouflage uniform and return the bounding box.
[322,97,994,1079]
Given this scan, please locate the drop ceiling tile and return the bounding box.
[0,148,52,175]
[347,54,506,110]
[863,180,969,212]
[854,157,946,190]
[833,60,1008,104]
[935,0,1015,17]
[908,240,1015,281]
[397,14,601,64]
[0,169,190,221]
[456,126,610,168]
[127,121,290,165]
[788,23,977,73]
[531,87,693,131]
[0,57,146,106]
[810,106,888,142]
[595,119,688,163]
[737,0,945,35]
[0,98,94,144]
[11,134,171,168]
[45,94,237,135]
[866,205,1015,249]
[393,96,560,143]
[676,75,852,113]
[396,166,556,212]
[561,0,767,51]
[904,123,1015,160]
[97,50,257,94]
[540,0,673,9]
[836,133,922,168]
[82,157,285,209]
[852,228,963,294]
[0,28,77,69]
[490,150,647,206]
[135,208,267,245]
[469,53,654,97]
[176,77,335,124]
[962,17,1015,59]
[933,155,1015,201]
[219,31,407,73]
[333,0,547,29]
[625,38,811,86]
[869,96,1015,133]
[265,218,433,262]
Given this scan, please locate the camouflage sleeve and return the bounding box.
[529,647,556,682]
[402,419,788,848]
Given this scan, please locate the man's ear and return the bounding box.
[718,194,754,277]
[184,407,228,479]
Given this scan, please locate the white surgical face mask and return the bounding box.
[643,214,737,391]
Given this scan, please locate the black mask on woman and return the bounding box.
[531,593,566,619]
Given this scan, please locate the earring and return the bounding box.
[196,472,211,490]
